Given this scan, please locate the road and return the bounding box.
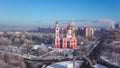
[80,31,119,68]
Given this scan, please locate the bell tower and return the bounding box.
[54,21,60,48]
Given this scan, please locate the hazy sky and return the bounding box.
[0,0,120,27]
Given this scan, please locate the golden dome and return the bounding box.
[67,24,74,30]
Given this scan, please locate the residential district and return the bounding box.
[0,21,120,68]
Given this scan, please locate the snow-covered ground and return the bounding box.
[53,48,74,58]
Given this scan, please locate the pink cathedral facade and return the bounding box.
[53,21,77,49]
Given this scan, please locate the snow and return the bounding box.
[101,56,119,66]
[32,45,41,49]
[97,64,107,68]
[46,61,82,68]
[46,61,107,68]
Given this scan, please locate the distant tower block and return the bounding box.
[53,21,77,49]
[84,27,94,38]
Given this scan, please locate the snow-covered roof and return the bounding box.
[46,61,107,68]
[32,43,46,49]
[46,61,82,68]
[32,45,41,49]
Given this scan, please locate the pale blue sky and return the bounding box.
[0,0,120,26]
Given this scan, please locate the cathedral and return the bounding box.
[53,21,77,49]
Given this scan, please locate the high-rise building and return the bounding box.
[84,27,89,38]
[115,24,120,29]
[53,21,77,49]
[84,27,94,38]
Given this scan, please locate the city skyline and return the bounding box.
[0,0,120,27]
